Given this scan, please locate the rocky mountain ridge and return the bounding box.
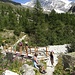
[0,0,21,5]
[22,0,73,13]
[68,2,75,13]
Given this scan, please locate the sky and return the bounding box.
[12,0,75,4]
[12,0,30,3]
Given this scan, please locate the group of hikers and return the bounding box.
[19,43,54,74]
[1,42,54,74]
[33,51,54,74]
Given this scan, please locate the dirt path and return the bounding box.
[45,54,58,75]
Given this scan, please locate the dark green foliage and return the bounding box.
[67,41,75,53]
[0,51,22,74]
[0,37,3,45]
[14,28,20,36]
[0,1,75,47]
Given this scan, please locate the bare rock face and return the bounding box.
[20,64,35,75]
[68,3,75,13]
[62,52,75,69]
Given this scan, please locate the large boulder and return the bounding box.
[2,70,19,75]
[20,64,35,75]
[62,52,75,69]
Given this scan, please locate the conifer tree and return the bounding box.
[33,0,43,20]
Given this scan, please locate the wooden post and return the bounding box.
[14,48,16,54]
[4,46,6,52]
[14,46,16,54]
[25,44,28,56]
[30,47,31,54]
[36,47,38,52]
[46,46,48,56]
[11,46,12,52]
[35,47,36,52]
[35,47,38,52]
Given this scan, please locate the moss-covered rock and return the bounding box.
[62,52,75,69]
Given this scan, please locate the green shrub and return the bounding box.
[53,55,68,75]
[8,59,23,74]
[25,60,33,66]
[34,69,41,75]
[40,60,47,69]
[53,55,74,75]
[0,54,23,75]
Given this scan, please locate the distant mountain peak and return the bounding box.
[22,0,73,13]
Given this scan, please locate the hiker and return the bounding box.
[50,51,54,66]
[33,53,47,74]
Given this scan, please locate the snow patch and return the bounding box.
[21,0,73,13]
[54,9,65,13]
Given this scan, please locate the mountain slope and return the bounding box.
[22,0,72,13]
[0,0,21,5]
[68,2,75,13]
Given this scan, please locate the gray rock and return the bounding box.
[20,64,35,75]
[62,52,75,69]
[23,69,35,75]
[2,70,19,75]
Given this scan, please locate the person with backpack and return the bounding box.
[50,51,54,67]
